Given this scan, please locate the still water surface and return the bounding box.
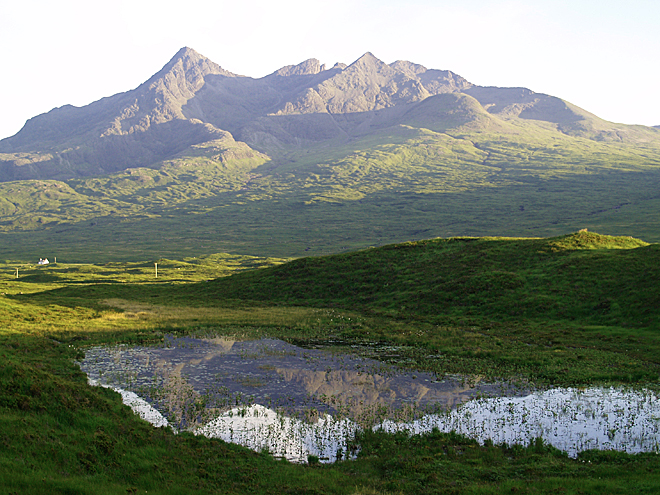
[79,335,660,462]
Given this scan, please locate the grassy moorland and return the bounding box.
[2,123,660,262]
[1,232,660,493]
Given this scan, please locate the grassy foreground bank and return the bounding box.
[1,232,660,493]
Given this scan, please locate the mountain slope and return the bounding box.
[4,47,658,182]
[0,48,244,179]
[1,48,660,261]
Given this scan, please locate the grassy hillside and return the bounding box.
[203,231,657,327]
[14,231,660,386]
[182,231,660,385]
[2,233,660,493]
[2,122,660,263]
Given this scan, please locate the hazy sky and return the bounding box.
[1,0,658,140]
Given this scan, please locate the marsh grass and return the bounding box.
[2,233,660,492]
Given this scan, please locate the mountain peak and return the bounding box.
[341,52,391,77]
[150,47,236,83]
[390,60,428,77]
[173,46,204,61]
[358,51,378,60]
[272,58,325,77]
[109,47,238,136]
[352,52,383,66]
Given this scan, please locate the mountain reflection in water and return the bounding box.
[78,335,660,463]
[79,335,505,427]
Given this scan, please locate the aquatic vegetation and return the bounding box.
[377,387,660,457]
[87,378,169,428]
[195,404,359,463]
[81,336,660,463]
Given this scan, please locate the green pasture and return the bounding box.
[1,232,660,493]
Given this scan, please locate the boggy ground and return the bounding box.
[1,231,660,494]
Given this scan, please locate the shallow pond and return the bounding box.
[79,335,660,463]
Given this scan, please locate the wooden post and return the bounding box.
[155,262,158,278]
[15,268,19,278]
[54,256,57,264]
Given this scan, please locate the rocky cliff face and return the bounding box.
[1,48,234,151]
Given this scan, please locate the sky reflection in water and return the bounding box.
[79,335,660,462]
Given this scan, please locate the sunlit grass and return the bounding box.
[2,234,660,493]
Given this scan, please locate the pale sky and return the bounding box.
[1,0,658,140]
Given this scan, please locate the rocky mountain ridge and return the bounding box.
[3,47,657,182]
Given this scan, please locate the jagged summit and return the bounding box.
[390,60,428,76]
[271,58,325,77]
[1,47,657,182]
[174,46,208,61]
[346,52,392,73]
[145,46,237,86]
[353,51,379,63]
[170,46,209,65]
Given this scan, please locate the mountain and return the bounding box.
[1,48,660,261]
[4,47,657,181]
[1,48,471,178]
[0,48,246,180]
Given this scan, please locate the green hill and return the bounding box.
[201,231,658,328]
[19,231,659,385]
[2,232,660,493]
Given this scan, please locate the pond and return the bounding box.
[78,335,660,463]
